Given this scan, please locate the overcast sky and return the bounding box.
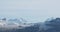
[0,0,60,22]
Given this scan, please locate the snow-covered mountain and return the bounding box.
[0,17,35,29]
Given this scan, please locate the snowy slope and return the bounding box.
[0,18,35,29]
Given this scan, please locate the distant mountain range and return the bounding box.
[0,17,60,32]
[0,17,35,29]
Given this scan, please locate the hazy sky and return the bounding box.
[0,0,60,22]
